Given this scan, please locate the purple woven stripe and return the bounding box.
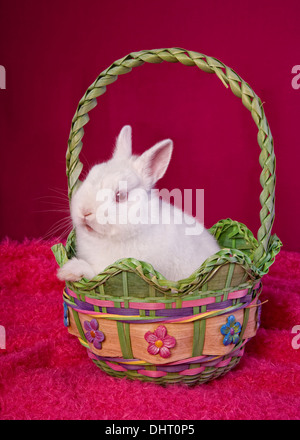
[68,294,252,317]
[65,302,250,325]
[156,364,188,373]
[88,351,229,367]
[188,355,217,364]
[120,317,168,324]
[110,300,251,323]
[73,297,95,311]
[91,355,140,363]
[206,295,252,311]
[88,347,245,373]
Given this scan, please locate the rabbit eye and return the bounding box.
[115,190,128,203]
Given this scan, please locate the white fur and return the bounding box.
[57,126,220,282]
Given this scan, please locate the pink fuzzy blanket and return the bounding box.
[0,238,299,420]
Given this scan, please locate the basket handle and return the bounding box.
[66,48,276,266]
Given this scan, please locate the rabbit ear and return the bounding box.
[113,125,132,159]
[134,139,173,188]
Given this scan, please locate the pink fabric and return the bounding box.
[0,238,300,420]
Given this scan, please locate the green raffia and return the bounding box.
[71,309,86,342]
[52,218,281,297]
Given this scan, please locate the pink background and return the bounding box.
[0,0,299,251]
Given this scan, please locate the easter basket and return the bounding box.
[52,48,282,386]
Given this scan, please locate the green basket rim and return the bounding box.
[52,218,282,294]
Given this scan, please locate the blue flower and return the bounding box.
[63,302,69,327]
[220,315,241,346]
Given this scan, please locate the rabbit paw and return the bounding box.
[57,258,95,282]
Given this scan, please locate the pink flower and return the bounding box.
[144,325,176,358]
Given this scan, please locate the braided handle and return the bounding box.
[66,48,276,265]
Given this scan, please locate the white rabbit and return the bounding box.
[57,125,220,282]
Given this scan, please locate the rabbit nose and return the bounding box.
[82,210,93,218]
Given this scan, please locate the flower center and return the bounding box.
[230,328,235,335]
[90,330,96,338]
[155,339,163,348]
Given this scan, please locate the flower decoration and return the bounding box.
[144,325,176,358]
[84,319,105,349]
[63,302,69,327]
[220,315,242,346]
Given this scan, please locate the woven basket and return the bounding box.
[52,48,282,386]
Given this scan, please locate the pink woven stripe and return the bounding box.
[138,370,167,378]
[126,301,166,310]
[105,361,127,372]
[86,298,116,307]
[215,357,232,368]
[236,346,245,357]
[179,366,206,376]
[167,355,208,365]
[228,288,248,299]
[67,289,116,308]
[87,351,128,374]
[67,289,168,310]
[87,351,97,360]
[71,307,100,315]
[174,296,216,308]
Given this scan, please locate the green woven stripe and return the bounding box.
[122,271,129,308]
[123,323,133,358]
[223,263,235,301]
[144,365,156,372]
[116,322,128,357]
[115,306,133,359]
[176,297,182,308]
[199,305,207,356]
[191,284,207,358]
[71,309,87,342]
[192,307,200,358]
[92,355,243,386]
[99,284,107,313]
[198,319,206,357]
[192,306,206,357]
[239,307,250,341]
[148,285,156,318]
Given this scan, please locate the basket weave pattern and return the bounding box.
[53,48,282,385]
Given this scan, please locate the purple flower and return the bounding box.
[84,319,105,349]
